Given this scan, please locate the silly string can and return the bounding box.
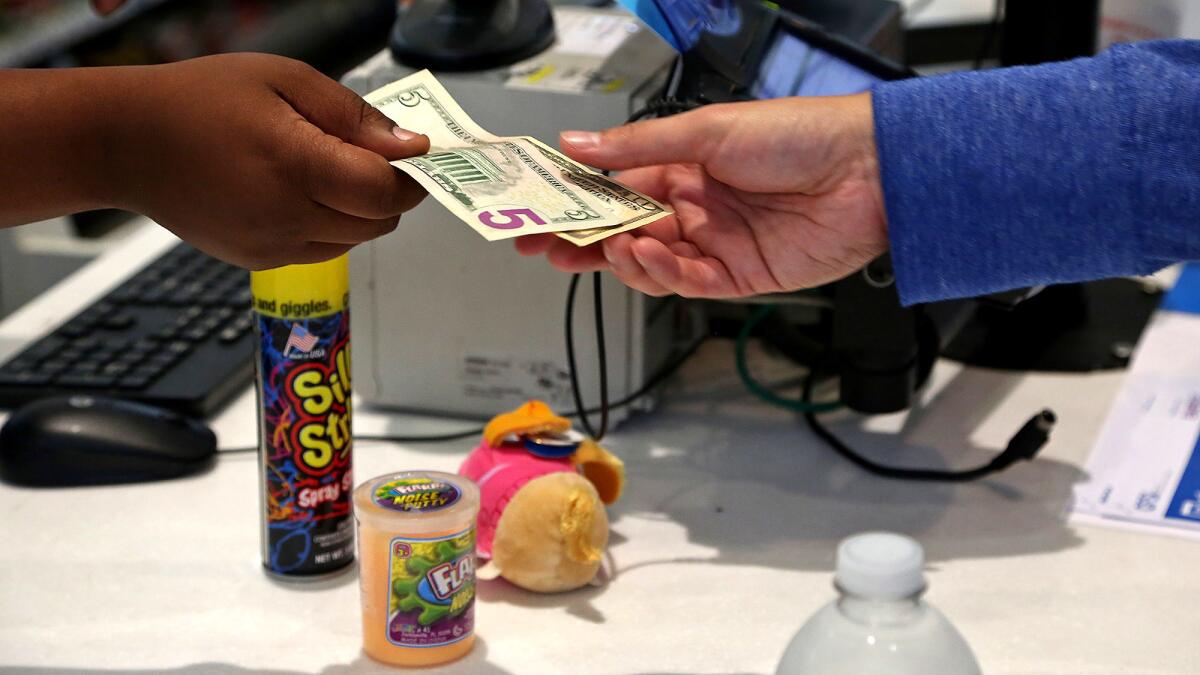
[251,255,354,578]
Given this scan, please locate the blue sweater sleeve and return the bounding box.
[873,40,1200,305]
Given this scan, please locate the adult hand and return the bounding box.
[109,53,429,269]
[514,94,886,297]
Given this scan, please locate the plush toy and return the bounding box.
[459,400,624,593]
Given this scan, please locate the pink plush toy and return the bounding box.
[459,401,624,593]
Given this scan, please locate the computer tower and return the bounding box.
[342,5,694,422]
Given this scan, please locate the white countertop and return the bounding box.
[1,220,1198,674]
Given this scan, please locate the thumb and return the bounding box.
[559,107,723,171]
[276,64,429,161]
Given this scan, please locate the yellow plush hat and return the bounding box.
[483,400,571,447]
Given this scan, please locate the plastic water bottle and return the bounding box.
[776,532,982,675]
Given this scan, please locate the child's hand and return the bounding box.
[109,54,429,269]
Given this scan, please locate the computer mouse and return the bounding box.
[0,395,216,487]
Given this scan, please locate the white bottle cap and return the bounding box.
[835,532,926,600]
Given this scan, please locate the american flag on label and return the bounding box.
[283,324,319,356]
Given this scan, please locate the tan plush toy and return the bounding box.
[458,401,624,592]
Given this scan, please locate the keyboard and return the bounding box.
[0,243,255,417]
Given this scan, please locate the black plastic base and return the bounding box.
[389,0,556,72]
[941,279,1162,372]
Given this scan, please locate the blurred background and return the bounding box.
[0,0,1196,319]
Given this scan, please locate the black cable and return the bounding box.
[356,427,482,443]
[605,332,705,411]
[974,0,1005,70]
[345,333,707,446]
[592,272,609,438]
[559,99,702,442]
[801,372,1055,482]
[565,273,585,433]
[565,272,610,440]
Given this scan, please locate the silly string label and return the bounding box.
[374,477,462,513]
[257,308,353,575]
[387,528,476,647]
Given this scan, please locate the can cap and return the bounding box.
[353,471,479,536]
[249,254,348,318]
[835,532,926,600]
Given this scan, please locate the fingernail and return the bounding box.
[561,131,600,150]
[392,126,419,141]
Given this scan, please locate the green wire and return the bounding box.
[735,304,843,413]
